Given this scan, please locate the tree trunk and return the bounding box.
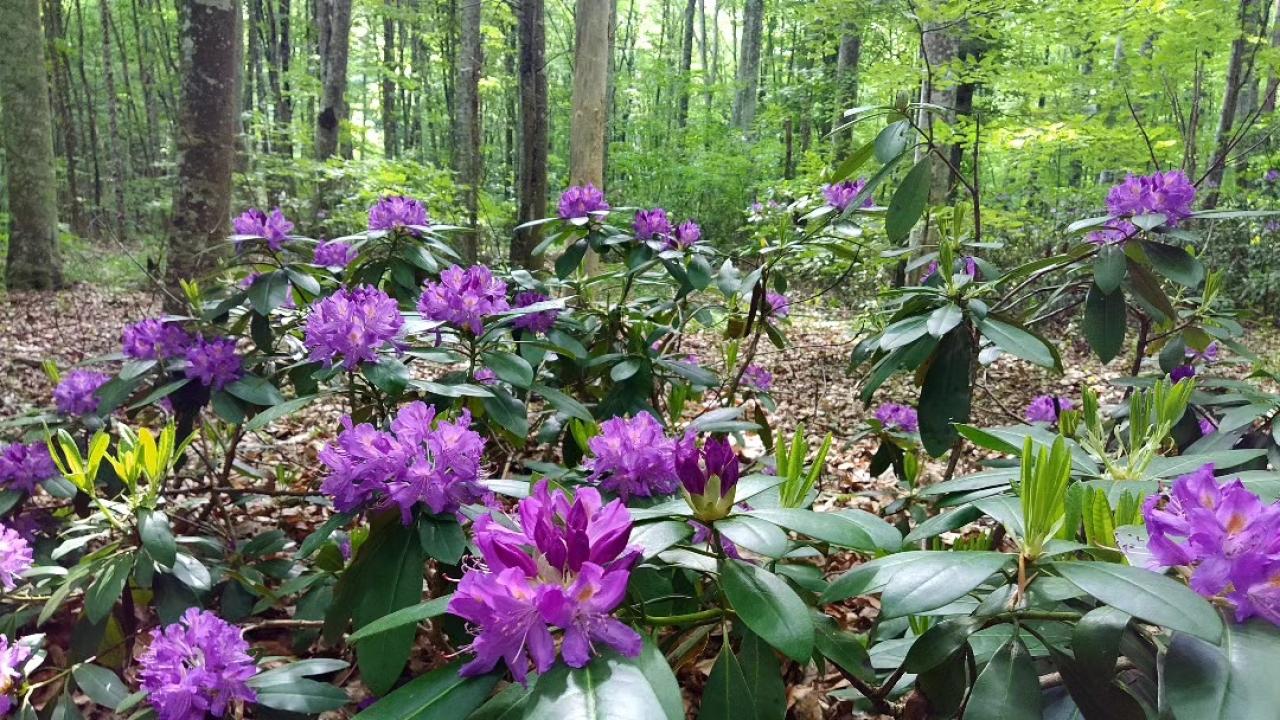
[45,0,87,237]
[165,0,241,309]
[1204,0,1261,207]
[454,0,482,262]
[512,0,549,269]
[99,0,127,240]
[383,0,398,158]
[831,26,861,156]
[315,0,352,160]
[0,0,64,290]
[570,0,610,189]
[72,0,102,215]
[1265,0,1280,113]
[676,0,695,129]
[731,0,763,132]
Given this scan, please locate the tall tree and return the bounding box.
[0,0,63,290]
[99,0,127,238]
[165,0,241,308]
[831,24,862,156]
[1204,0,1263,207]
[315,0,352,160]
[454,0,482,261]
[731,0,763,132]
[570,0,611,189]
[676,0,696,129]
[44,0,87,238]
[383,0,398,158]
[512,0,549,269]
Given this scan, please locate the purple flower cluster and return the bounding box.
[319,402,488,521]
[418,265,510,335]
[923,256,978,282]
[874,403,919,432]
[139,609,258,720]
[675,434,740,497]
[123,319,194,361]
[1186,342,1220,364]
[184,336,243,390]
[765,292,790,321]
[53,369,110,415]
[511,291,559,334]
[822,178,874,213]
[474,368,498,385]
[585,413,678,500]
[0,636,31,715]
[233,208,294,252]
[1089,170,1196,244]
[557,184,610,222]
[1266,169,1280,183]
[304,286,404,369]
[0,442,57,493]
[1199,417,1217,436]
[368,195,429,231]
[1025,394,1074,424]
[449,481,642,683]
[742,364,773,392]
[314,240,357,269]
[0,523,33,590]
[668,220,702,249]
[634,208,673,242]
[1170,365,1196,383]
[1144,465,1280,624]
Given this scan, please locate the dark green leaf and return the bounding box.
[363,359,411,397]
[419,515,467,564]
[720,559,814,662]
[522,643,683,720]
[255,678,349,713]
[1141,240,1205,287]
[1052,562,1222,642]
[354,661,498,720]
[245,395,321,432]
[73,664,129,710]
[919,329,973,456]
[745,508,901,552]
[1163,620,1280,720]
[351,518,427,695]
[138,509,177,568]
[886,157,933,243]
[879,551,1012,618]
[1094,245,1127,294]
[225,374,286,407]
[874,119,911,164]
[978,317,1057,369]
[1083,283,1126,364]
[698,646,752,720]
[85,554,134,624]
[347,596,452,644]
[965,635,1042,720]
[903,616,985,673]
[482,351,535,389]
[737,629,786,720]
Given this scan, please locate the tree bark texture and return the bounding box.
[513,0,549,269]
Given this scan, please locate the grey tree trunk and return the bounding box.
[383,0,398,158]
[454,0,482,262]
[164,0,241,310]
[731,0,763,132]
[831,26,861,156]
[512,0,549,269]
[99,0,127,239]
[676,0,695,129]
[1265,0,1280,113]
[1204,0,1261,207]
[0,0,63,290]
[315,0,352,160]
[44,0,87,238]
[570,0,610,189]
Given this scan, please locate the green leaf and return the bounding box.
[715,516,788,558]
[720,559,814,662]
[482,351,535,388]
[1141,240,1205,287]
[829,139,876,183]
[85,554,134,624]
[964,635,1042,720]
[874,119,911,164]
[919,329,973,456]
[927,304,964,338]
[347,595,452,644]
[352,518,427,695]
[879,315,930,351]
[533,384,593,422]
[255,678,350,713]
[1163,620,1280,720]
[902,616,985,673]
[737,629,787,720]
[1052,562,1222,642]
[245,394,320,432]
[138,509,177,568]
[1083,283,1126,364]
[1094,245,1127,294]
[363,359,411,397]
[977,317,1058,370]
[630,520,692,559]
[745,508,901,552]
[483,387,530,438]
[879,551,1012,618]
[419,515,467,564]
[1125,258,1176,323]
[296,512,353,559]
[886,157,933,243]
[698,646,752,720]
[225,374,286,407]
[249,659,351,687]
[172,552,212,591]
[355,661,498,720]
[249,271,291,314]
[814,617,873,681]
[522,643,683,720]
[73,664,129,710]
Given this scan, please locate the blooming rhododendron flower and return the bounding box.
[368,195,429,231]
[448,481,642,683]
[874,403,918,432]
[123,319,194,361]
[304,286,404,369]
[765,292,790,321]
[1266,169,1280,183]
[585,413,678,500]
[233,207,294,251]
[319,402,487,521]
[0,524,33,590]
[1025,394,1073,424]
[314,240,357,268]
[1088,170,1196,244]
[53,369,110,415]
[511,291,559,334]
[668,220,702,249]
[633,208,673,242]
[474,368,498,385]
[418,265,510,335]
[0,636,32,715]
[822,178,873,212]
[1186,342,1220,364]
[557,184,609,222]
[1170,365,1196,383]
[742,365,773,392]
[184,336,243,390]
[676,434,740,521]
[923,256,978,282]
[0,442,57,493]
[1199,417,1217,436]
[139,609,258,720]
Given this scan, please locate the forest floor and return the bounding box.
[1,284,1275,718]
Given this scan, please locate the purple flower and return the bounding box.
[675,434,740,497]
[1267,169,1280,183]
[139,609,258,720]
[122,319,194,361]
[633,208,673,242]
[1186,342,1220,364]
[474,368,498,385]
[448,480,642,683]
[585,413,678,500]
[511,291,560,334]
[314,240,357,269]
[368,195,430,231]
[822,179,873,213]
[0,636,32,716]
[0,524,33,591]
[53,369,110,416]
[232,207,294,252]
[742,365,773,392]
[1199,417,1217,436]
[668,220,702,249]
[1170,365,1196,383]
[765,292,790,322]
[1267,219,1280,233]
[184,336,243,391]
[557,184,610,222]
[0,442,57,493]
[1025,394,1074,424]
[320,403,487,521]
[922,256,979,281]
[1090,171,1196,244]
[304,286,404,370]
[418,265,511,336]
[874,403,919,433]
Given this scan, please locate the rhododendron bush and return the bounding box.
[5,107,1280,720]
